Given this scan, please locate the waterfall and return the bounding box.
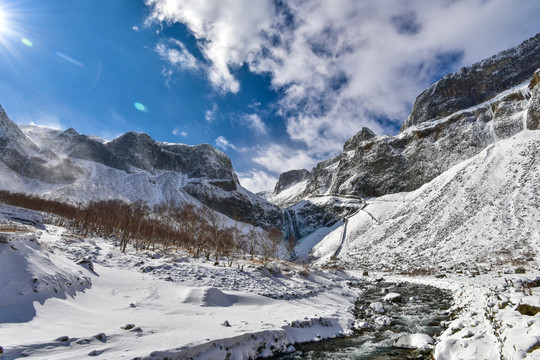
[283,210,300,241]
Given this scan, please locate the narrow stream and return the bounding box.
[273,280,453,360]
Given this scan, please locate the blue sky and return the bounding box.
[0,0,539,192]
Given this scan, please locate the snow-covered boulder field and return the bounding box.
[0,204,359,360]
[377,273,540,360]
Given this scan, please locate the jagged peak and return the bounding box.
[61,128,79,136]
[401,33,540,131]
[111,131,154,144]
[273,169,311,195]
[343,127,376,151]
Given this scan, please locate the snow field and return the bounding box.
[0,204,359,360]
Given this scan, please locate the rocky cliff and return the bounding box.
[298,34,540,199]
[0,110,281,228]
[401,33,540,130]
[267,34,540,239]
[273,169,311,195]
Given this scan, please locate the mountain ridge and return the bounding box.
[267,34,540,204]
[0,114,281,228]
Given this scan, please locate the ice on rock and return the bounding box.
[383,292,402,303]
[394,333,434,350]
[374,315,392,326]
[370,302,385,313]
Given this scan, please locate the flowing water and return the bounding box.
[272,280,453,360]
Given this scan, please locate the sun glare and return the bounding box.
[0,7,7,34]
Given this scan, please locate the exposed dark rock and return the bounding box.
[273,169,311,195]
[402,33,540,130]
[182,182,282,229]
[517,303,540,316]
[527,69,540,130]
[343,127,376,152]
[300,43,536,198]
[61,132,128,172]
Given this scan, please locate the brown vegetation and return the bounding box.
[0,191,285,267]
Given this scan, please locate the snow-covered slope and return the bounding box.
[0,113,281,227]
[0,204,358,359]
[268,179,310,208]
[308,130,540,272]
[267,37,540,242]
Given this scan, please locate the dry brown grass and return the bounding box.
[0,224,30,233]
[398,267,437,277]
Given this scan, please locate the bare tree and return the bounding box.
[268,227,284,260]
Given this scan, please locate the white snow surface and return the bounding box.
[309,130,540,273]
[0,204,358,360]
[367,272,540,360]
[393,333,434,350]
[267,179,310,208]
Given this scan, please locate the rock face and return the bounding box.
[527,69,540,130]
[311,130,540,271]
[0,110,281,228]
[265,35,540,240]
[273,169,311,195]
[296,36,540,199]
[402,33,540,130]
[342,127,376,151]
[0,106,84,184]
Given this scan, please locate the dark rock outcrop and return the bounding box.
[527,69,540,130]
[273,169,311,195]
[402,34,540,130]
[343,127,376,152]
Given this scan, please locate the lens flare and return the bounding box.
[0,2,42,63]
[20,37,32,46]
[134,102,149,113]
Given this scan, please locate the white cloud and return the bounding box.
[215,135,243,152]
[132,25,139,31]
[242,113,268,134]
[147,0,275,93]
[155,39,201,72]
[253,144,317,175]
[237,169,277,193]
[205,103,218,123]
[172,127,187,137]
[147,0,540,171]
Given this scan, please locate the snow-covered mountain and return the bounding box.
[266,34,540,244]
[266,169,311,208]
[274,34,540,201]
[309,129,540,271]
[0,107,281,227]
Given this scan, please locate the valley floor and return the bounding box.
[0,204,358,360]
[0,204,539,360]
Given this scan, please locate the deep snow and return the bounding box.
[0,204,358,360]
